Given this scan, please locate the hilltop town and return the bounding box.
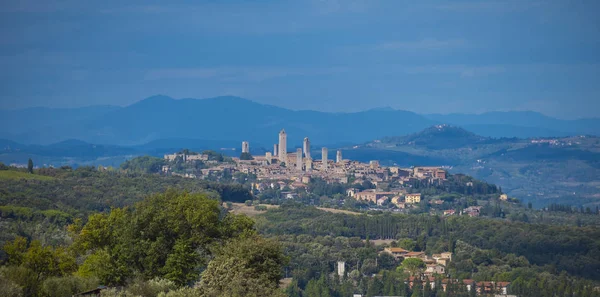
[159,129,508,214]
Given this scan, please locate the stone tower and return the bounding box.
[278,129,287,163]
[303,137,311,159]
[273,144,278,157]
[336,150,342,163]
[322,147,328,170]
[242,141,249,153]
[305,158,312,172]
[296,148,303,171]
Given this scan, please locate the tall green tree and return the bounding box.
[27,158,33,174]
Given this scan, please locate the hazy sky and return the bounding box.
[1,0,599,119]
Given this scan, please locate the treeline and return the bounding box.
[258,204,600,280]
[406,174,500,196]
[546,203,599,214]
[0,206,71,225]
[0,190,287,297]
[0,166,252,215]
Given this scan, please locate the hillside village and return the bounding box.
[158,129,510,217]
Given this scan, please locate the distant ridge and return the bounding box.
[381,124,495,149]
[0,95,598,145]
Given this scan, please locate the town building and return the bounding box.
[303,137,311,159]
[296,148,303,171]
[278,129,287,163]
[322,147,328,170]
[382,247,409,260]
[405,193,422,204]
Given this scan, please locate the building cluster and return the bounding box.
[163,152,208,162]
[346,166,448,208]
[161,130,448,205]
[383,248,452,276]
[404,278,512,296]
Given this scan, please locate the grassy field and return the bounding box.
[0,170,54,181]
[316,207,363,216]
[365,239,395,245]
[228,203,364,217]
[228,203,280,217]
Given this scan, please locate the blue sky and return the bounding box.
[0,0,599,119]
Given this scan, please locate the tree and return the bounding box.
[73,190,255,286]
[198,235,287,297]
[360,259,378,276]
[240,152,253,160]
[397,258,425,276]
[27,158,33,174]
[285,279,301,297]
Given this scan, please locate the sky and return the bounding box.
[0,0,599,119]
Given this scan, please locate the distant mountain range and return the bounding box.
[1,95,598,146]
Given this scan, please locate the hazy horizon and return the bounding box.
[1,0,599,119]
[2,94,598,120]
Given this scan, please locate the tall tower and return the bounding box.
[296,148,303,171]
[303,137,311,159]
[278,129,287,163]
[322,147,328,170]
[273,144,278,157]
[242,141,249,153]
[305,158,312,172]
[336,150,342,163]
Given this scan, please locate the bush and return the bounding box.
[245,200,253,206]
[254,205,268,211]
[157,287,203,297]
[0,271,22,297]
[40,276,99,297]
[127,278,178,297]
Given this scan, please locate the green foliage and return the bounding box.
[0,167,252,217]
[396,238,416,251]
[40,275,99,297]
[258,204,600,280]
[0,170,54,181]
[254,205,268,211]
[304,275,331,297]
[126,277,178,297]
[74,190,254,286]
[308,178,347,197]
[198,234,287,297]
[398,258,425,276]
[0,268,23,297]
[27,158,33,174]
[201,150,225,162]
[120,156,166,174]
[156,287,203,297]
[239,152,253,160]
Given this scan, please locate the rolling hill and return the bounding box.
[352,127,600,207]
